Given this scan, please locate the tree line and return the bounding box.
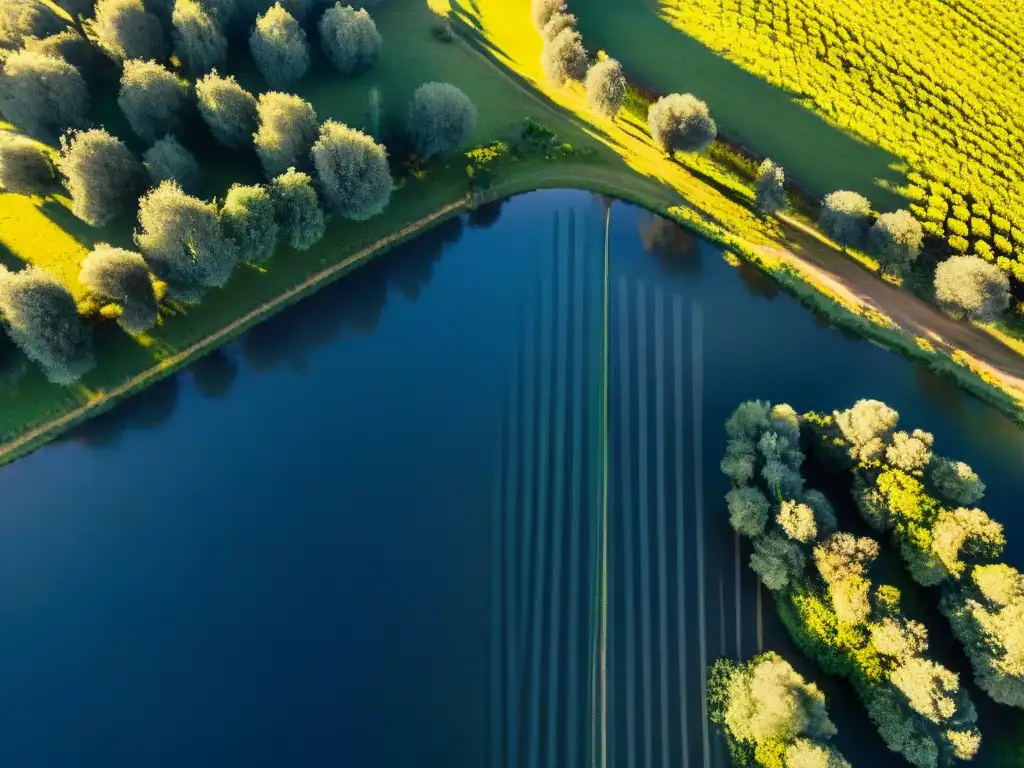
[721,400,981,768]
[0,0,479,385]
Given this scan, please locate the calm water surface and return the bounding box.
[0,190,1021,766]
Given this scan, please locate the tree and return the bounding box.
[270,166,324,250]
[0,266,93,383]
[318,4,380,75]
[79,244,159,332]
[870,616,929,661]
[751,531,806,591]
[92,0,167,63]
[135,180,238,300]
[25,29,97,80]
[219,183,278,263]
[929,457,985,506]
[890,657,960,725]
[930,507,1004,579]
[196,0,236,31]
[726,485,770,538]
[0,0,64,50]
[59,128,142,226]
[406,82,476,160]
[0,50,88,138]
[541,27,586,86]
[869,210,924,275]
[785,739,852,768]
[755,158,787,215]
[0,132,54,195]
[531,0,565,30]
[885,429,933,475]
[778,499,818,543]
[172,0,226,75]
[585,57,625,119]
[143,134,200,192]
[253,90,317,178]
[647,93,717,154]
[934,255,1010,322]
[814,533,878,624]
[249,3,308,88]
[310,120,392,220]
[195,69,256,149]
[833,399,899,464]
[541,10,574,41]
[819,191,872,248]
[118,59,191,143]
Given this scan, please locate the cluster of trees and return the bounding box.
[804,400,1024,709]
[721,400,981,768]
[708,652,851,768]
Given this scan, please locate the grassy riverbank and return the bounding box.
[1,0,1023,463]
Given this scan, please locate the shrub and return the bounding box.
[249,3,309,88]
[78,244,158,332]
[0,132,54,195]
[311,120,391,219]
[755,158,787,215]
[585,58,625,119]
[647,93,717,154]
[219,183,278,263]
[819,191,872,247]
[934,255,1011,322]
[118,58,191,142]
[253,90,317,178]
[531,0,565,30]
[541,27,586,86]
[59,128,142,226]
[172,0,226,75]
[269,167,324,250]
[25,29,97,80]
[143,134,200,192]
[0,0,64,50]
[135,180,238,300]
[407,82,476,160]
[541,10,575,41]
[869,210,924,276]
[318,4,380,75]
[0,266,93,384]
[195,69,257,149]
[93,0,167,63]
[0,50,88,137]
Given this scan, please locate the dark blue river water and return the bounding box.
[0,190,1020,766]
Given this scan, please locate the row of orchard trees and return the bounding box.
[804,400,1024,710]
[721,400,982,768]
[0,0,480,385]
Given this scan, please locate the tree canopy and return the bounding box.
[585,58,625,119]
[934,255,1011,322]
[310,120,392,220]
[647,93,717,154]
[219,183,278,263]
[93,0,168,63]
[0,132,54,195]
[143,134,201,192]
[250,3,309,88]
[269,166,324,250]
[0,50,88,138]
[406,82,476,160]
[79,244,159,333]
[195,69,257,149]
[172,0,227,75]
[59,128,142,226]
[318,4,380,75]
[755,159,787,215]
[541,27,586,86]
[819,191,872,247]
[869,210,924,276]
[253,90,317,178]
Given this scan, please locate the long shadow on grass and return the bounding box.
[572,0,906,208]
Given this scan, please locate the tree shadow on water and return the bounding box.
[66,374,181,448]
[637,210,701,276]
[239,214,465,373]
[467,199,505,230]
[191,348,238,400]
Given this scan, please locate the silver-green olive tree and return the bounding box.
[406,82,476,160]
[135,179,238,300]
[540,10,574,41]
[92,0,167,63]
[172,0,226,75]
[531,0,565,31]
[118,58,191,142]
[79,244,159,333]
[869,210,924,276]
[584,57,625,119]
[0,266,93,384]
[25,29,97,80]
[0,132,54,195]
[0,0,65,50]
[934,254,1010,322]
[647,93,717,154]
[195,69,257,149]
[310,119,392,220]
[541,27,586,86]
[0,50,88,138]
[59,128,143,226]
[143,134,200,192]
[253,90,317,178]
[249,3,309,88]
[318,4,380,75]
[819,190,872,247]
[269,166,324,250]
[755,158,787,215]
[219,183,278,263]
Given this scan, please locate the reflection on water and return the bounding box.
[637,211,701,276]
[468,199,505,229]
[192,349,238,400]
[70,374,180,447]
